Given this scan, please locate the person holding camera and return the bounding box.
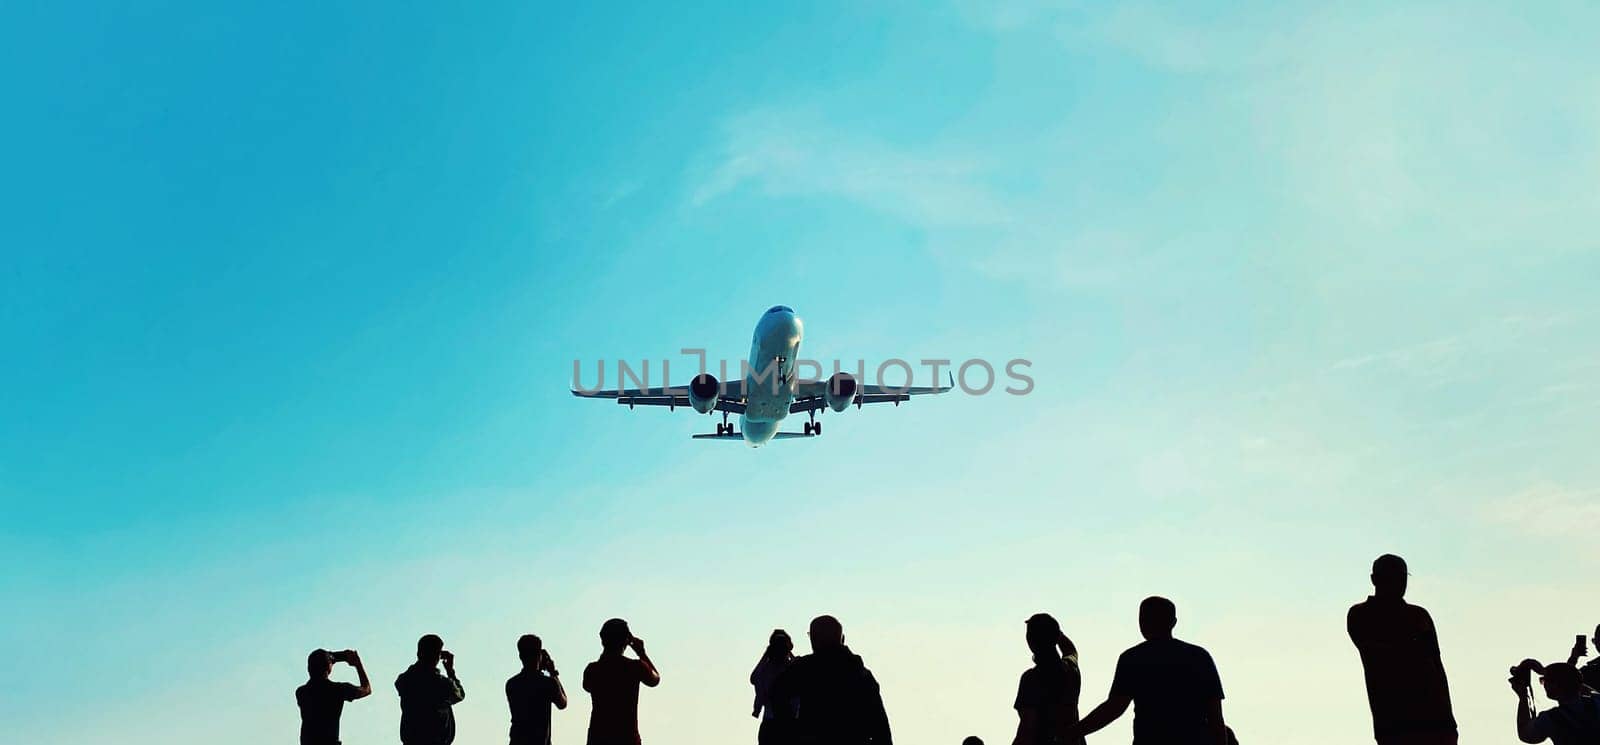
[296,648,372,745]
[1511,660,1600,744]
[582,618,661,745]
[1347,554,1457,744]
[396,634,467,745]
[508,634,569,745]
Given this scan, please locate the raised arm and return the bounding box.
[441,652,465,704]
[1513,676,1545,743]
[1568,636,1588,668]
[347,650,373,699]
[540,651,568,710]
[631,638,661,687]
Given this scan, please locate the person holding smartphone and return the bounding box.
[1570,627,1599,691]
[396,634,466,745]
[583,618,661,745]
[508,634,569,745]
[297,648,372,745]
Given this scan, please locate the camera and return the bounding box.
[329,650,351,663]
[1509,658,1545,689]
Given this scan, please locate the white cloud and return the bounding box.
[690,108,1014,228]
[1482,483,1600,541]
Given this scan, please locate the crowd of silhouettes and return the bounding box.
[296,555,1600,745]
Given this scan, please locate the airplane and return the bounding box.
[572,305,951,447]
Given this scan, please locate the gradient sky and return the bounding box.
[3,1,1599,743]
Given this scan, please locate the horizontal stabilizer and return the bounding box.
[690,431,816,441]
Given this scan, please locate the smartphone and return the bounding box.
[329,650,351,663]
[1581,634,1589,652]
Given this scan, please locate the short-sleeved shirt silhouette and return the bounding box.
[1347,597,1457,738]
[1582,659,1600,691]
[395,663,466,745]
[1108,638,1224,744]
[506,670,562,745]
[1014,655,1085,745]
[1528,695,1600,745]
[583,654,651,745]
[769,646,892,745]
[296,678,362,745]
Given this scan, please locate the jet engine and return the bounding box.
[825,372,858,412]
[688,373,721,414]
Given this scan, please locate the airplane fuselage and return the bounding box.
[740,305,803,446]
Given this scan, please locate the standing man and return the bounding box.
[508,633,569,745]
[296,648,372,745]
[770,614,893,745]
[583,618,661,745]
[397,634,467,745]
[1348,554,1458,745]
[1069,597,1227,744]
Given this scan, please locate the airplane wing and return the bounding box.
[790,373,953,413]
[571,381,747,414]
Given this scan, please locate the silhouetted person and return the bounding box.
[582,618,661,745]
[396,634,466,745]
[508,634,569,745]
[1013,613,1083,745]
[1513,661,1600,744]
[770,614,892,745]
[1070,597,1227,744]
[751,629,796,745]
[297,648,372,745]
[1573,625,1600,691]
[1348,554,1457,745]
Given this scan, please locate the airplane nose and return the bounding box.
[763,312,802,345]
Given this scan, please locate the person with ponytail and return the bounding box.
[750,629,796,744]
[1013,613,1084,745]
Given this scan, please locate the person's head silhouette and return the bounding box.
[1541,662,1584,702]
[766,629,794,660]
[1138,596,1177,641]
[962,737,985,745]
[1593,624,1599,655]
[307,649,334,679]
[600,618,632,653]
[518,634,543,667]
[1371,554,1409,599]
[809,615,845,652]
[417,634,444,666]
[1025,613,1062,661]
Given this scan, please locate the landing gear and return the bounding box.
[715,412,733,436]
[803,410,822,436]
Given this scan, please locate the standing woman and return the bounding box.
[1013,613,1084,745]
[750,629,796,744]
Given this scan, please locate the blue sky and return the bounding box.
[3,1,1598,743]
